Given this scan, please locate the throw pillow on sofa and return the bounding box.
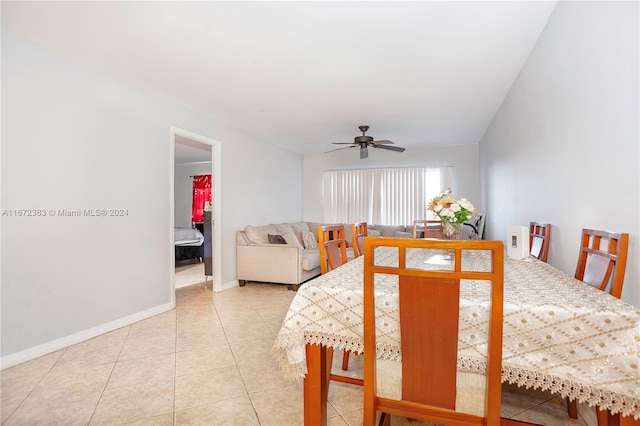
[283,232,303,248]
[268,234,286,244]
[301,231,319,249]
[244,224,277,244]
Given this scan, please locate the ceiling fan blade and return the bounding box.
[371,139,394,145]
[332,142,357,145]
[360,146,368,159]
[374,144,406,152]
[325,146,356,154]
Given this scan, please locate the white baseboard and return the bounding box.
[0,302,174,370]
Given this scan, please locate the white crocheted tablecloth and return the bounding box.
[273,247,640,419]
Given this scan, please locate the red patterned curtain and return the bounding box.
[192,175,212,223]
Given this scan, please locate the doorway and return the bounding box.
[170,127,222,303]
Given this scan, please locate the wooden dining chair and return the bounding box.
[351,222,368,258]
[317,224,353,372]
[412,219,444,239]
[529,222,551,262]
[574,228,629,299]
[567,228,630,421]
[318,224,349,275]
[362,237,507,426]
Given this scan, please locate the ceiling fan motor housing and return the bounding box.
[355,135,374,144]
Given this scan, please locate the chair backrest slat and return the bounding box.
[399,275,459,408]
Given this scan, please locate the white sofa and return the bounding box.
[236,221,356,290]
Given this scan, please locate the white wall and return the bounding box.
[1,32,303,364]
[174,162,212,229]
[479,1,639,306]
[303,144,480,222]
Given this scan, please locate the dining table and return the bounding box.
[273,245,640,425]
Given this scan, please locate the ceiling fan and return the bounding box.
[326,125,406,159]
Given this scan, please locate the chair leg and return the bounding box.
[341,350,350,370]
[378,412,391,426]
[567,398,578,419]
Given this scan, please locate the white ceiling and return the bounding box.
[3,1,557,155]
[174,135,212,165]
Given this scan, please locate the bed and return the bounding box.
[174,227,204,262]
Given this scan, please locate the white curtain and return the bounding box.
[323,167,448,225]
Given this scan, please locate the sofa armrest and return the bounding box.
[236,243,303,285]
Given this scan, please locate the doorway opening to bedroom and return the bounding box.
[171,127,222,297]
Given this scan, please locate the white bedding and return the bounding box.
[175,227,204,246]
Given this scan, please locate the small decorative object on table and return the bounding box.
[427,188,477,239]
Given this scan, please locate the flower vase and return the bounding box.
[443,222,461,240]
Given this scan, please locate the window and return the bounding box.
[323,167,452,225]
[192,174,212,223]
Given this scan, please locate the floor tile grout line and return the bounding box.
[1,348,67,425]
[86,324,132,426]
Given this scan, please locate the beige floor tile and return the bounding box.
[223,322,275,343]
[249,382,305,426]
[511,396,588,425]
[29,362,114,402]
[338,408,364,426]
[118,329,177,361]
[328,382,365,416]
[174,366,247,411]
[0,350,65,423]
[176,325,227,352]
[175,263,207,288]
[229,336,277,365]
[328,414,350,425]
[175,345,236,377]
[90,379,174,425]
[216,310,264,327]
[4,391,101,426]
[175,395,260,425]
[120,412,174,426]
[177,311,222,333]
[106,353,175,390]
[56,328,129,367]
[500,383,555,417]
[236,357,298,394]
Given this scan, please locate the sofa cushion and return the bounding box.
[301,231,319,249]
[394,231,413,238]
[268,234,286,244]
[283,232,303,248]
[369,229,382,237]
[302,249,320,271]
[244,224,277,244]
[305,222,324,242]
[290,221,311,245]
[371,225,406,237]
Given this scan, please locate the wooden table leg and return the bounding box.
[596,407,640,426]
[304,343,329,426]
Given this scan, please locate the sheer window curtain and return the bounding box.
[323,167,452,225]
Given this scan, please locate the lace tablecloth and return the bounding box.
[273,248,640,419]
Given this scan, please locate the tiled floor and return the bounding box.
[175,262,207,288]
[1,282,598,425]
